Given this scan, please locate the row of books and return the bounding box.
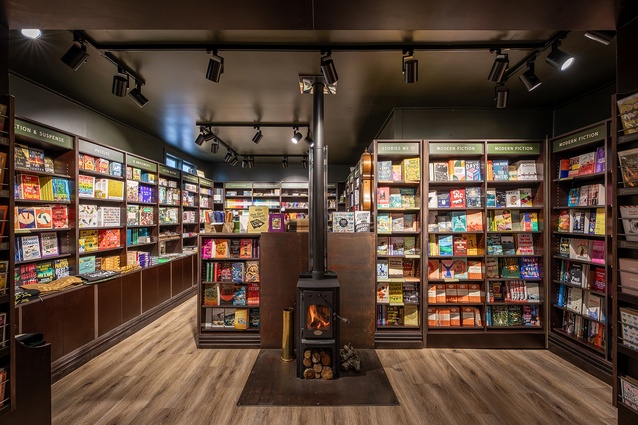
[427,306,482,327]
[487,210,539,232]
[126,251,155,268]
[489,280,541,302]
[558,237,605,263]
[377,257,419,280]
[377,158,420,182]
[485,257,541,279]
[281,201,308,208]
[15,233,59,262]
[126,181,155,203]
[620,307,638,351]
[619,258,638,297]
[557,285,606,321]
[79,205,121,228]
[429,160,481,182]
[201,238,260,259]
[428,234,483,256]
[561,311,605,348]
[557,259,606,291]
[14,143,49,173]
[203,261,260,283]
[377,235,419,256]
[15,174,71,201]
[427,283,484,303]
[126,167,156,183]
[487,159,538,181]
[158,207,179,224]
[203,282,259,307]
[79,229,121,253]
[619,375,638,414]
[332,211,371,233]
[486,233,536,255]
[158,177,179,188]
[567,184,605,207]
[79,154,123,177]
[377,305,419,326]
[559,146,605,178]
[427,258,483,280]
[14,258,69,285]
[126,228,152,246]
[126,205,154,226]
[202,307,259,330]
[15,205,68,229]
[620,205,638,241]
[182,211,197,224]
[0,262,7,295]
[182,191,196,207]
[427,211,483,233]
[78,176,124,200]
[486,305,541,327]
[376,281,419,305]
[199,196,210,208]
[158,186,181,205]
[377,187,417,208]
[428,187,481,209]
[557,208,605,235]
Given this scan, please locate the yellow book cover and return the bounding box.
[465,233,478,255]
[403,305,419,326]
[429,234,439,256]
[402,157,421,181]
[594,208,606,235]
[79,229,99,253]
[203,285,219,306]
[248,206,269,233]
[107,179,124,201]
[234,308,248,329]
[388,281,403,305]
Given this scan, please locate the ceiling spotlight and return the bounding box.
[224,149,233,163]
[61,39,89,71]
[206,50,224,83]
[21,29,42,39]
[320,52,338,85]
[210,139,220,154]
[252,127,263,144]
[546,41,574,71]
[242,157,249,168]
[230,154,239,166]
[495,85,509,109]
[402,50,418,84]
[519,61,541,92]
[302,155,308,169]
[128,80,148,107]
[304,130,313,146]
[291,128,302,144]
[195,126,215,146]
[248,156,255,168]
[112,71,128,97]
[282,156,289,169]
[584,31,616,45]
[488,52,509,83]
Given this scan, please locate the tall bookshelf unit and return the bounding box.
[549,122,612,381]
[613,91,638,423]
[198,177,214,233]
[126,154,159,262]
[197,233,261,347]
[224,182,252,216]
[252,182,281,211]
[181,172,199,250]
[373,140,423,347]
[280,182,309,221]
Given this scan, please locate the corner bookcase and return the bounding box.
[197,233,261,347]
[548,122,612,382]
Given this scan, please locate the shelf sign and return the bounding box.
[159,164,180,178]
[430,142,483,155]
[254,182,280,189]
[552,123,607,153]
[127,155,157,172]
[226,182,252,189]
[377,142,420,155]
[15,118,73,149]
[199,178,213,187]
[281,182,309,189]
[487,143,540,155]
[79,139,124,163]
[182,173,199,184]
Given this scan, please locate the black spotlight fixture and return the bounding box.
[519,61,542,92]
[252,127,263,144]
[487,51,509,83]
[304,130,313,146]
[545,41,574,71]
[402,50,418,84]
[128,80,149,107]
[584,30,616,45]
[195,126,215,146]
[61,39,89,71]
[248,156,255,169]
[210,138,220,154]
[112,69,129,97]
[224,149,233,163]
[302,155,308,169]
[282,156,289,169]
[291,128,302,144]
[320,51,338,85]
[230,154,239,166]
[205,50,224,83]
[495,85,509,109]
[242,157,249,168]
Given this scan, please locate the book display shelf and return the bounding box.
[328,183,338,212]
[613,91,638,423]
[280,182,309,222]
[198,177,214,233]
[224,182,253,216]
[0,96,15,415]
[197,233,261,347]
[126,154,160,263]
[181,172,199,250]
[252,182,281,211]
[548,122,612,381]
[373,140,423,346]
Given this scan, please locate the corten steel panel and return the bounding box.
[171,257,184,295]
[260,233,308,348]
[121,271,141,322]
[328,233,376,349]
[141,267,159,312]
[62,285,95,355]
[157,263,172,303]
[20,295,65,361]
[97,277,122,337]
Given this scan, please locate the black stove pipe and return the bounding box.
[310,81,326,279]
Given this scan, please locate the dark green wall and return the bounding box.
[552,83,615,137]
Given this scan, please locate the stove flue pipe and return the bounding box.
[309,81,326,280]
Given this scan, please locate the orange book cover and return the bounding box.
[215,239,229,258]
[445,284,458,303]
[468,284,482,303]
[427,308,438,327]
[462,307,475,326]
[487,160,493,181]
[450,307,461,326]
[19,174,41,200]
[427,284,437,304]
[438,307,451,326]
[435,284,446,303]
[456,283,469,303]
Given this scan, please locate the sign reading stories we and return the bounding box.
[487,143,541,155]
[377,142,420,155]
[429,142,483,155]
[14,118,74,150]
[552,123,607,153]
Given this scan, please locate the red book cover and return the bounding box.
[453,235,467,255]
[19,174,41,200]
[51,205,69,229]
[98,229,121,249]
[449,189,466,208]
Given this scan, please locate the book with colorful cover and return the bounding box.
[449,189,466,208]
[377,213,390,233]
[466,211,483,231]
[516,233,535,255]
[389,188,402,208]
[465,160,481,181]
[17,174,41,200]
[51,205,69,229]
[578,151,595,175]
[501,235,515,255]
[493,210,513,231]
[402,157,420,181]
[557,210,570,232]
[377,161,392,181]
[466,187,482,208]
[245,261,260,282]
[491,159,509,181]
[377,186,390,207]
[486,189,496,207]
[78,175,96,198]
[453,235,467,256]
[448,159,466,181]
[594,146,606,174]
[591,240,605,264]
[567,188,579,206]
[450,211,467,232]
[520,212,539,232]
[571,210,587,234]
[594,208,606,235]
[39,232,59,257]
[438,235,453,256]
[388,281,403,304]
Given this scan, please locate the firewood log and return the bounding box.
[313,363,323,373]
[312,352,321,364]
[321,353,331,366]
[321,367,334,380]
[303,357,312,367]
[304,349,312,359]
[303,368,315,379]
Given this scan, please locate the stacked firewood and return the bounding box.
[302,349,334,380]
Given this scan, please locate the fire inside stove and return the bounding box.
[307,304,331,331]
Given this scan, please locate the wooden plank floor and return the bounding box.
[52,296,617,425]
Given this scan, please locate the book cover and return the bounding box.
[445,283,458,302]
[465,234,479,255]
[486,189,496,207]
[78,175,96,198]
[20,235,41,261]
[204,285,220,306]
[78,204,98,228]
[516,233,535,255]
[491,159,509,180]
[449,189,466,208]
[388,281,403,304]
[501,235,515,255]
[594,146,606,174]
[377,186,390,207]
[571,210,587,234]
[248,206,268,233]
[389,188,402,208]
[494,209,513,231]
[400,188,416,208]
[391,164,403,182]
[591,240,605,264]
[571,238,591,262]
[39,232,59,257]
[391,214,404,232]
[14,144,29,169]
[51,205,69,229]
[453,258,468,279]
[519,257,541,278]
[569,156,580,177]
[268,213,284,232]
[465,160,481,181]
[377,161,392,181]
[437,192,450,208]
[223,308,236,328]
[588,183,604,206]
[519,188,533,207]
[440,259,454,278]
[16,207,36,229]
[495,191,506,208]
[333,212,355,232]
[578,185,589,206]
[516,160,538,180]
[355,211,371,232]
[388,257,403,278]
[505,190,520,207]
[244,261,259,282]
[427,190,437,208]
[453,235,467,255]
[402,157,420,181]
[390,236,404,255]
[594,208,606,235]
[376,213,390,232]
[467,261,483,279]
[557,209,570,232]
[234,309,248,329]
[466,187,482,208]
[448,159,465,181]
[500,257,520,278]
[377,259,389,279]
[377,236,389,255]
[438,235,453,256]
[428,260,440,279]
[567,188,579,206]
[618,147,638,187]
[18,174,41,200]
[486,234,503,255]
[404,236,417,255]
[433,162,449,181]
[450,211,467,232]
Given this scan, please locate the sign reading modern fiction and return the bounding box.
[487,142,541,155]
[429,142,484,155]
[552,123,607,153]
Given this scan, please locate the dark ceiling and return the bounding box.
[2,1,624,165]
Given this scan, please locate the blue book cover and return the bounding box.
[492,159,509,181]
[450,211,467,232]
[438,235,453,256]
[377,161,392,181]
[437,192,450,208]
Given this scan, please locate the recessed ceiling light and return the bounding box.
[21,29,42,39]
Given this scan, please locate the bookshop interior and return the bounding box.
[2,1,638,424]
